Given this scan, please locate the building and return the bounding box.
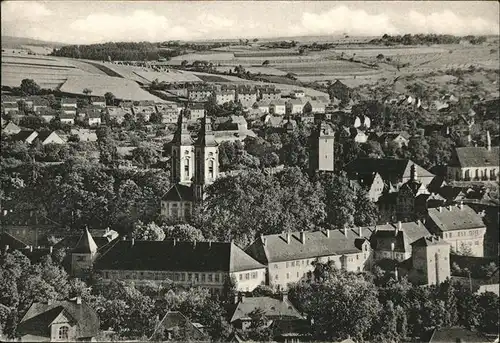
[355,172,385,202]
[90,96,106,108]
[106,106,132,124]
[421,326,496,343]
[2,103,20,115]
[269,100,286,115]
[188,88,213,102]
[35,131,66,145]
[237,88,258,109]
[447,132,499,181]
[370,221,431,262]
[327,80,351,103]
[150,311,209,341]
[1,95,21,106]
[303,100,326,114]
[426,203,486,257]
[84,110,102,127]
[214,90,236,105]
[401,236,451,286]
[186,103,205,121]
[161,184,194,220]
[309,121,335,174]
[94,239,267,293]
[37,108,56,123]
[377,132,410,148]
[61,98,77,115]
[253,100,271,114]
[11,130,39,144]
[132,100,156,121]
[17,298,99,342]
[396,165,431,221]
[291,89,305,99]
[59,113,75,125]
[245,228,372,290]
[70,129,98,142]
[259,88,281,102]
[285,98,306,115]
[71,227,99,277]
[156,103,179,124]
[342,127,368,143]
[2,121,21,135]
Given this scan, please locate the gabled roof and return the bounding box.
[269,100,286,106]
[230,297,304,323]
[2,121,21,133]
[94,240,264,272]
[450,146,499,167]
[73,227,98,254]
[412,236,450,247]
[12,130,38,142]
[18,300,99,339]
[36,131,63,144]
[370,222,431,253]
[245,229,371,264]
[162,183,194,202]
[0,232,29,251]
[61,98,77,105]
[427,204,485,232]
[59,112,75,119]
[423,326,492,343]
[345,158,434,181]
[150,311,208,341]
[287,99,306,105]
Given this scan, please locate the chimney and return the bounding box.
[29,245,33,252]
[359,227,363,237]
[193,240,197,248]
[261,234,267,246]
[396,221,402,235]
[47,300,52,305]
[286,232,291,244]
[173,238,176,246]
[49,246,53,254]
[459,201,464,210]
[131,238,135,247]
[300,230,305,244]
[447,205,452,211]
[2,209,7,216]
[487,130,491,151]
[281,292,288,302]
[344,227,348,237]
[208,241,212,248]
[410,164,417,181]
[391,242,395,252]
[76,297,82,305]
[438,206,442,213]
[121,236,126,241]
[467,133,472,144]
[325,229,330,238]
[5,245,9,252]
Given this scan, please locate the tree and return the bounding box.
[162,223,205,241]
[20,79,41,96]
[131,143,160,169]
[82,88,92,96]
[132,221,165,241]
[317,172,356,229]
[354,187,379,226]
[96,126,118,166]
[104,92,115,106]
[477,292,498,334]
[427,134,453,168]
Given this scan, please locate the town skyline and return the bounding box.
[1,1,499,44]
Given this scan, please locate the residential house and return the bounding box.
[237,88,258,109]
[398,236,451,286]
[94,239,267,293]
[28,97,50,113]
[421,326,496,343]
[2,103,19,115]
[450,254,499,295]
[59,112,75,125]
[71,227,100,277]
[150,311,209,341]
[370,221,431,262]
[291,89,305,99]
[2,121,21,135]
[426,203,486,257]
[106,106,132,124]
[396,165,431,221]
[269,100,286,115]
[70,129,98,142]
[90,96,106,108]
[285,98,306,115]
[254,100,271,114]
[303,100,326,114]
[259,88,281,102]
[156,103,179,124]
[37,108,56,123]
[17,298,99,342]
[161,184,195,220]
[188,87,213,102]
[327,80,351,103]
[132,100,156,121]
[11,130,39,144]
[245,228,372,290]
[35,131,66,145]
[213,129,257,145]
[342,127,368,143]
[61,98,77,115]
[377,131,410,148]
[214,90,236,105]
[447,132,499,181]
[355,172,385,202]
[85,110,102,127]
[186,103,205,121]
[1,95,21,106]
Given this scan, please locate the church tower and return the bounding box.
[310,119,335,175]
[171,114,195,185]
[194,116,219,200]
[71,227,98,278]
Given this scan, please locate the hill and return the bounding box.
[1,35,67,49]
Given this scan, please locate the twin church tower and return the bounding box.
[161,115,334,220]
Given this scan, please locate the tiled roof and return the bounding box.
[245,229,371,264]
[2,121,21,132]
[269,100,286,106]
[162,183,194,202]
[423,327,490,343]
[287,99,306,105]
[230,296,303,323]
[73,227,98,254]
[0,232,29,251]
[427,204,485,232]
[95,240,265,273]
[36,131,60,143]
[61,98,77,105]
[450,146,499,167]
[370,221,430,253]
[150,311,208,341]
[59,113,75,119]
[412,236,450,247]
[12,130,37,142]
[345,158,434,181]
[18,300,99,339]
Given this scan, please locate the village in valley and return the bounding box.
[1,1,499,343]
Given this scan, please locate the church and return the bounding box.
[161,115,219,221]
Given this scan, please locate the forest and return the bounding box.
[370,34,488,46]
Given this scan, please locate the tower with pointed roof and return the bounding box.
[309,119,335,175]
[171,114,195,185]
[71,227,98,278]
[194,116,219,200]
[407,235,450,285]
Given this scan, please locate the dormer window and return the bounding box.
[58,326,69,340]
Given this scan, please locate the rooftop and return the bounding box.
[450,146,499,168]
[427,204,485,232]
[230,296,303,323]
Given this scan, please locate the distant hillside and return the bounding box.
[1,35,67,49]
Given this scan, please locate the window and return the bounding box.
[239,274,243,281]
[201,274,206,282]
[245,273,249,280]
[274,264,279,269]
[215,274,220,282]
[76,256,85,262]
[286,273,290,279]
[180,273,185,281]
[184,159,189,178]
[194,273,199,282]
[209,160,214,179]
[58,326,69,340]
[297,272,299,278]
[286,262,289,268]
[208,274,213,282]
[275,275,279,280]
[188,273,192,281]
[291,261,295,267]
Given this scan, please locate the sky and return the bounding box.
[1,1,499,44]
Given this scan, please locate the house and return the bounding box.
[17,298,99,342]
[345,158,436,190]
[37,108,56,123]
[71,227,100,277]
[327,80,351,103]
[377,132,410,148]
[156,103,179,124]
[214,130,257,145]
[70,129,98,142]
[2,121,21,135]
[303,100,326,114]
[85,111,102,127]
[29,97,50,113]
[421,326,495,343]
[259,88,281,102]
[370,221,431,262]
[285,98,306,115]
[186,103,205,121]
[396,165,431,221]
[35,131,66,145]
[245,228,372,290]
[11,130,39,144]
[1,94,21,106]
[150,311,209,341]
[237,88,258,109]
[188,87,213,102]
[60,98,77,115]
[161,184,195,220]
[447,132,499,181]
[450,255,499,296]
[131,100,156,121]
[253,100,271,114]
[291,89,305,99]
[106,106,132,124]
[354,172,385,202]
[59,112,75,125]
[2,102,19,115]
[214,90,236,105]
[94,239,267,293]
[269,100,286,115]
[230,294,306,335]
[342,127,368,143]
[426,203,486,257]
[90,96,106,108]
